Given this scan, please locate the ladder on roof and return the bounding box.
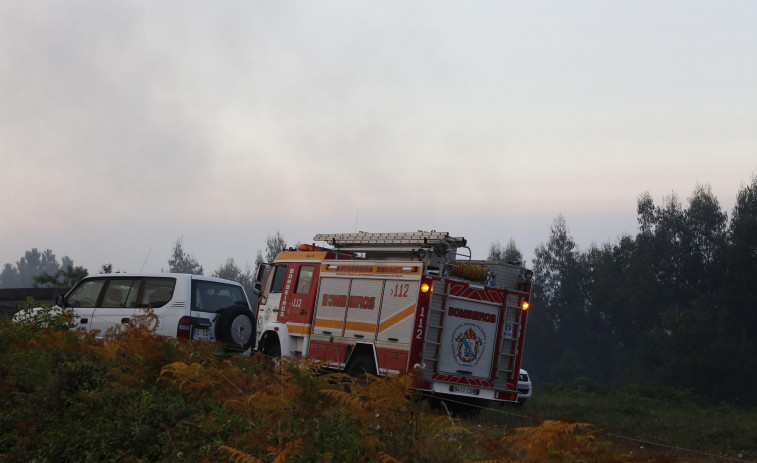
[313,231,467,253]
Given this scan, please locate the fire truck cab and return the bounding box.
[254,231,532,411]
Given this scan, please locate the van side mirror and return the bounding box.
[55,294,65,307]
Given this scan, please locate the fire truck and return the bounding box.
[253,231,532,411]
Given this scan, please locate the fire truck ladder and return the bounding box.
[314,231,468,254]
[419,285,448,381]
[493,294,525,389]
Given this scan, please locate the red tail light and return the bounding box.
[177,316,191,340]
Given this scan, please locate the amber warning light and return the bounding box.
[522,301,530,311]
[420,283,431,293]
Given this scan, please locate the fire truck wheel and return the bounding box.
[346,355,377,378]
[261,333,281,357]
[432,396,483,419]
[215,305,255,352]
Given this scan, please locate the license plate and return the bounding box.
[192,328,215,342]
[449,385,480,396]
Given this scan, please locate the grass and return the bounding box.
[477,382,757,462]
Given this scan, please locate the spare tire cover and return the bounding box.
[215,305,255,350]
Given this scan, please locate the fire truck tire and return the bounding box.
[432,396,483,419]
[215,305,255,352]
[267,337,281,357]
[346,355,376,378]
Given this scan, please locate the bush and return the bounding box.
[1,304,679,462]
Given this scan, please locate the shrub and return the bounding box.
[1,304,676,462]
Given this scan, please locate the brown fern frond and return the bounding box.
[218,445,263,463]
[319,388,375,424]
[225,391,291,415]
[507,419,628,462]
[269,438,305,463]
[319,388,369,409]
[378,452,403,463]
[157,361,220,396]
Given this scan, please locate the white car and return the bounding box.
[517,368,532,404]
[18,273,256,351]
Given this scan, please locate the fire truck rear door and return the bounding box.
[437,297,501,379]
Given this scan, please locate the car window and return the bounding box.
[192,281,247,313]
[141,278,176,308]
[102,279,142,308]
[270,266,287,294]
[67,279,106,308]
[295,265,314,294]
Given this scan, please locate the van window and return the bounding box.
[102,279,142,308]
[67,279,106,308]
[141,278,176,308]
[192,281,247,313]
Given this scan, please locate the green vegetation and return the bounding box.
[0,248,87,288]
[526,177,757,408]
[3,309,755,462]
[480,383,757,462]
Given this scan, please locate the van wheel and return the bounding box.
[215,305,255,352]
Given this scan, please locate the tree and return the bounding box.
[531,216,579,311]
[0,263,20,288]
[34,263,88,287]
[726,174,757,324]
[720,175,757,404]
[212,258,255,298]
[262,231,287,263]
[1,249,87,288]
[166,237,204,275]
[487,239,523,264]
[525,216,593,382]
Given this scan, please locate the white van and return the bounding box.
[42,273,255,350]
[517,369,532,404]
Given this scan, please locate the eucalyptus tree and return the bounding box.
[166,237,204,275]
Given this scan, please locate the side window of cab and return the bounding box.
[67,279,106,308]
[269,266,287,294]
[295,265,315,294]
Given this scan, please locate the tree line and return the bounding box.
[0,234,289,301]
[0,249,87,288]
[522,177,757,407]
[3,177,756,406]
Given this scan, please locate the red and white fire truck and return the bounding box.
[253,231,532,410]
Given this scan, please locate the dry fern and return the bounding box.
[218,445,263,463]
[507,419,628,463]
[268,437,305,463]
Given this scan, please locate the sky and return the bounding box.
[1,1,756,276]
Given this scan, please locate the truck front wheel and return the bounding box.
[260,332,281,357]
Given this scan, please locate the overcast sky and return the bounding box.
[1,1,755,275]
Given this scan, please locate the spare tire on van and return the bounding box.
[214,304,255,352]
